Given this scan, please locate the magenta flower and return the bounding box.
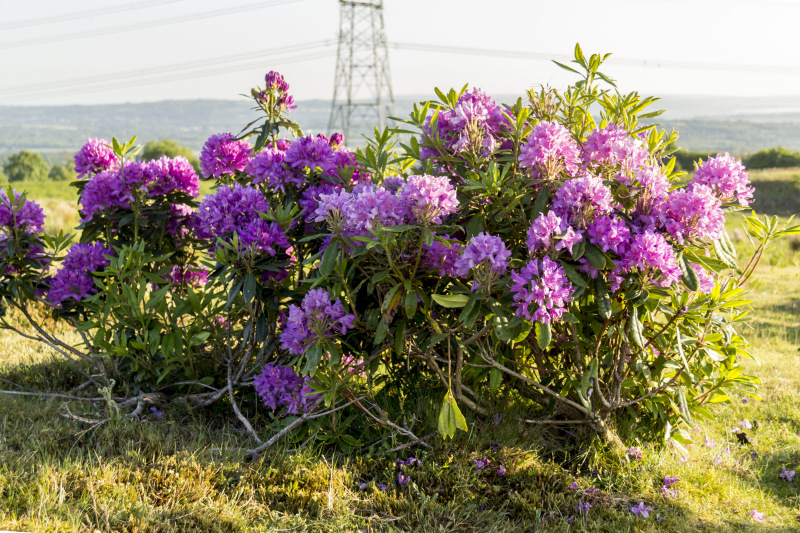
[147,156,200,198]
[454,233,511,290]
[246,143,303,193]
[283,134,336,176]
[748,510,765,522]
[73,138,118,178]
[583,124,648,173]
[473,456,489,471]
[663,476,680,489]
[199,133,253,179]
[627,446,643,460]
[0,190,46,234]
[518,120,581,180]
[510,256,573,324]
[619,230,682,287]
[551,175,614,227]
[397,174,459,225]
[47,243,113,307]
[253,364,319,414]
[586,215,630,255]
[279,289,355,355]
[496,466,506,476]
[398,473,410,486]
[629,501,652,518]
[655,184,725,244]
[780,468,796,482]
[567,481,580,490]
[691,153,753,206]
[422,236,462,277]
[577,500,592,515]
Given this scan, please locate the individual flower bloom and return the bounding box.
[149,407,164,419]
[742,397,750,404]
[283,134,336,176]
[690,263,716,293]
[660,486,678,498]
[377,483,387,492]
[47,243,114,307]
[397,456,422,467]
[586,216,630,255]
[168,265,209,288]
[348,184,408,231]
[253,364,317,414]
[704,436,717,448]
[583,124,648,173]
[79,170,135,223]
[421,236,462,277]
[237,219,291,255]
[663,476,680,489]
[265,70,290,93]
[526,211,563,252]
[383,175,405,193]
[620,230,682,287]
[748,510,765,522]
[510,256,573,324]
[780,468,796,482]
[279,289,355,355]
[397,174,458,225]
[567,481,580,490]
[738,419,753,430]
[473,456,489,471]
[551,175,614,227]
[454,233,511,290]
[314,189,354,234]
[398,473,410,486]
[655,184,725,244]
[199,133,253,179]
[246,144,303,192]
[328,132,344,149]
[558,226,583,254]
[691,153,753,206]
[493,413,502,426]
[73,138,118,178]
[496,466,506,476]
[629,502,652,518]
[627,446,643,460]
[359,481,367,490]
[632,165,670,212]
[518,120,581,180]
[566,516,575,524]
[0,190,46,234]
[577,500,592,515]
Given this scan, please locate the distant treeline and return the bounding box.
[673,147,800,172]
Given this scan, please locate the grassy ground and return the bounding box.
[2,169,800,532]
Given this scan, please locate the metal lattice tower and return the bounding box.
[328,0,396,141]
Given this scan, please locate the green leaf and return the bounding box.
[242,273,257,304]
[374,317,389,345]
[319,242,339,278]
[535,321,551,350]
[489,368,503,392]
[404,290,418,318]
[422,227,434,247]
[531,187,549,219]
[432,294,471,308]
[559,261,589,288]
[627,306,645,349]
[680,254,699,291]
[583,243,607,271]
[302,343,323,377]
[438,391,468,439]
[594,276,612,319]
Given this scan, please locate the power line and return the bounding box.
[0,0,190,32]
[0,0,306,50]
[390,42,800,75]
[2,50,337,103]
[0,41,334,97]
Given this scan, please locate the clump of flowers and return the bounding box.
[656,184,725,244]
[199,133,253,179]
[551,175,614,227]
[510,256,573,324]
[454,233,511,290]
[255,70,296,115]
[519,120,581,180]
[780,468,796,482]
[0,190,46,235]
[629,501,653,518]
[397,174,459,225]
[526,211,583,254]
[583,124,648,174]
[279,289,355,355]
[627,446,643,460]
[253,363,319,414]
[73,138,118,178]
[691,153,753,206]
[48,243,113,307]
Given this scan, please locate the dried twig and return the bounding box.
[383,431,438,454]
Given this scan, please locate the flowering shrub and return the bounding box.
[0,47,796,451]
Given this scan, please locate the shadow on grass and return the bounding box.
[750,178,800,218]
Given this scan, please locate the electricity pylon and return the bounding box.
[328,0,396,141]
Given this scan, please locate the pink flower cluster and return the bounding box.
[510,256,573,324]
[279,289,355,355]
[519,121,581,180]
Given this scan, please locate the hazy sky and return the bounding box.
[2,0,800,106]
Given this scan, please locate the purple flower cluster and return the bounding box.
[48,243,113,307]
[422,88,509,157]
[583,124,648,173]
[526,211,583,255]
[629,501,653,518]
[256,71,296,112]
[691,153,753,206]
[314,183,406,237]
[148,156,201,197]
[197,183,289,255]
[656,184,725,244]
[422,237,462,277]
[73,138,118,179]
[627,446,643,460]
[518,121,581,180]
[551,175,614,227]
[510,257,573,324]
[619,231,682,287]
[246,141,301,193]
[283,134,336,175]
[168,265,209,288]
[0,190,45,234]
[279,289,355,355]
[454,233,511,290]
[199,133,253,179]
[253,363,319,414]
[586,216,630,255]
[397,174,459,225]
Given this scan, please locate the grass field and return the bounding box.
[1,169,800,532]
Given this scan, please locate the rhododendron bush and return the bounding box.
[1,46,796,450]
